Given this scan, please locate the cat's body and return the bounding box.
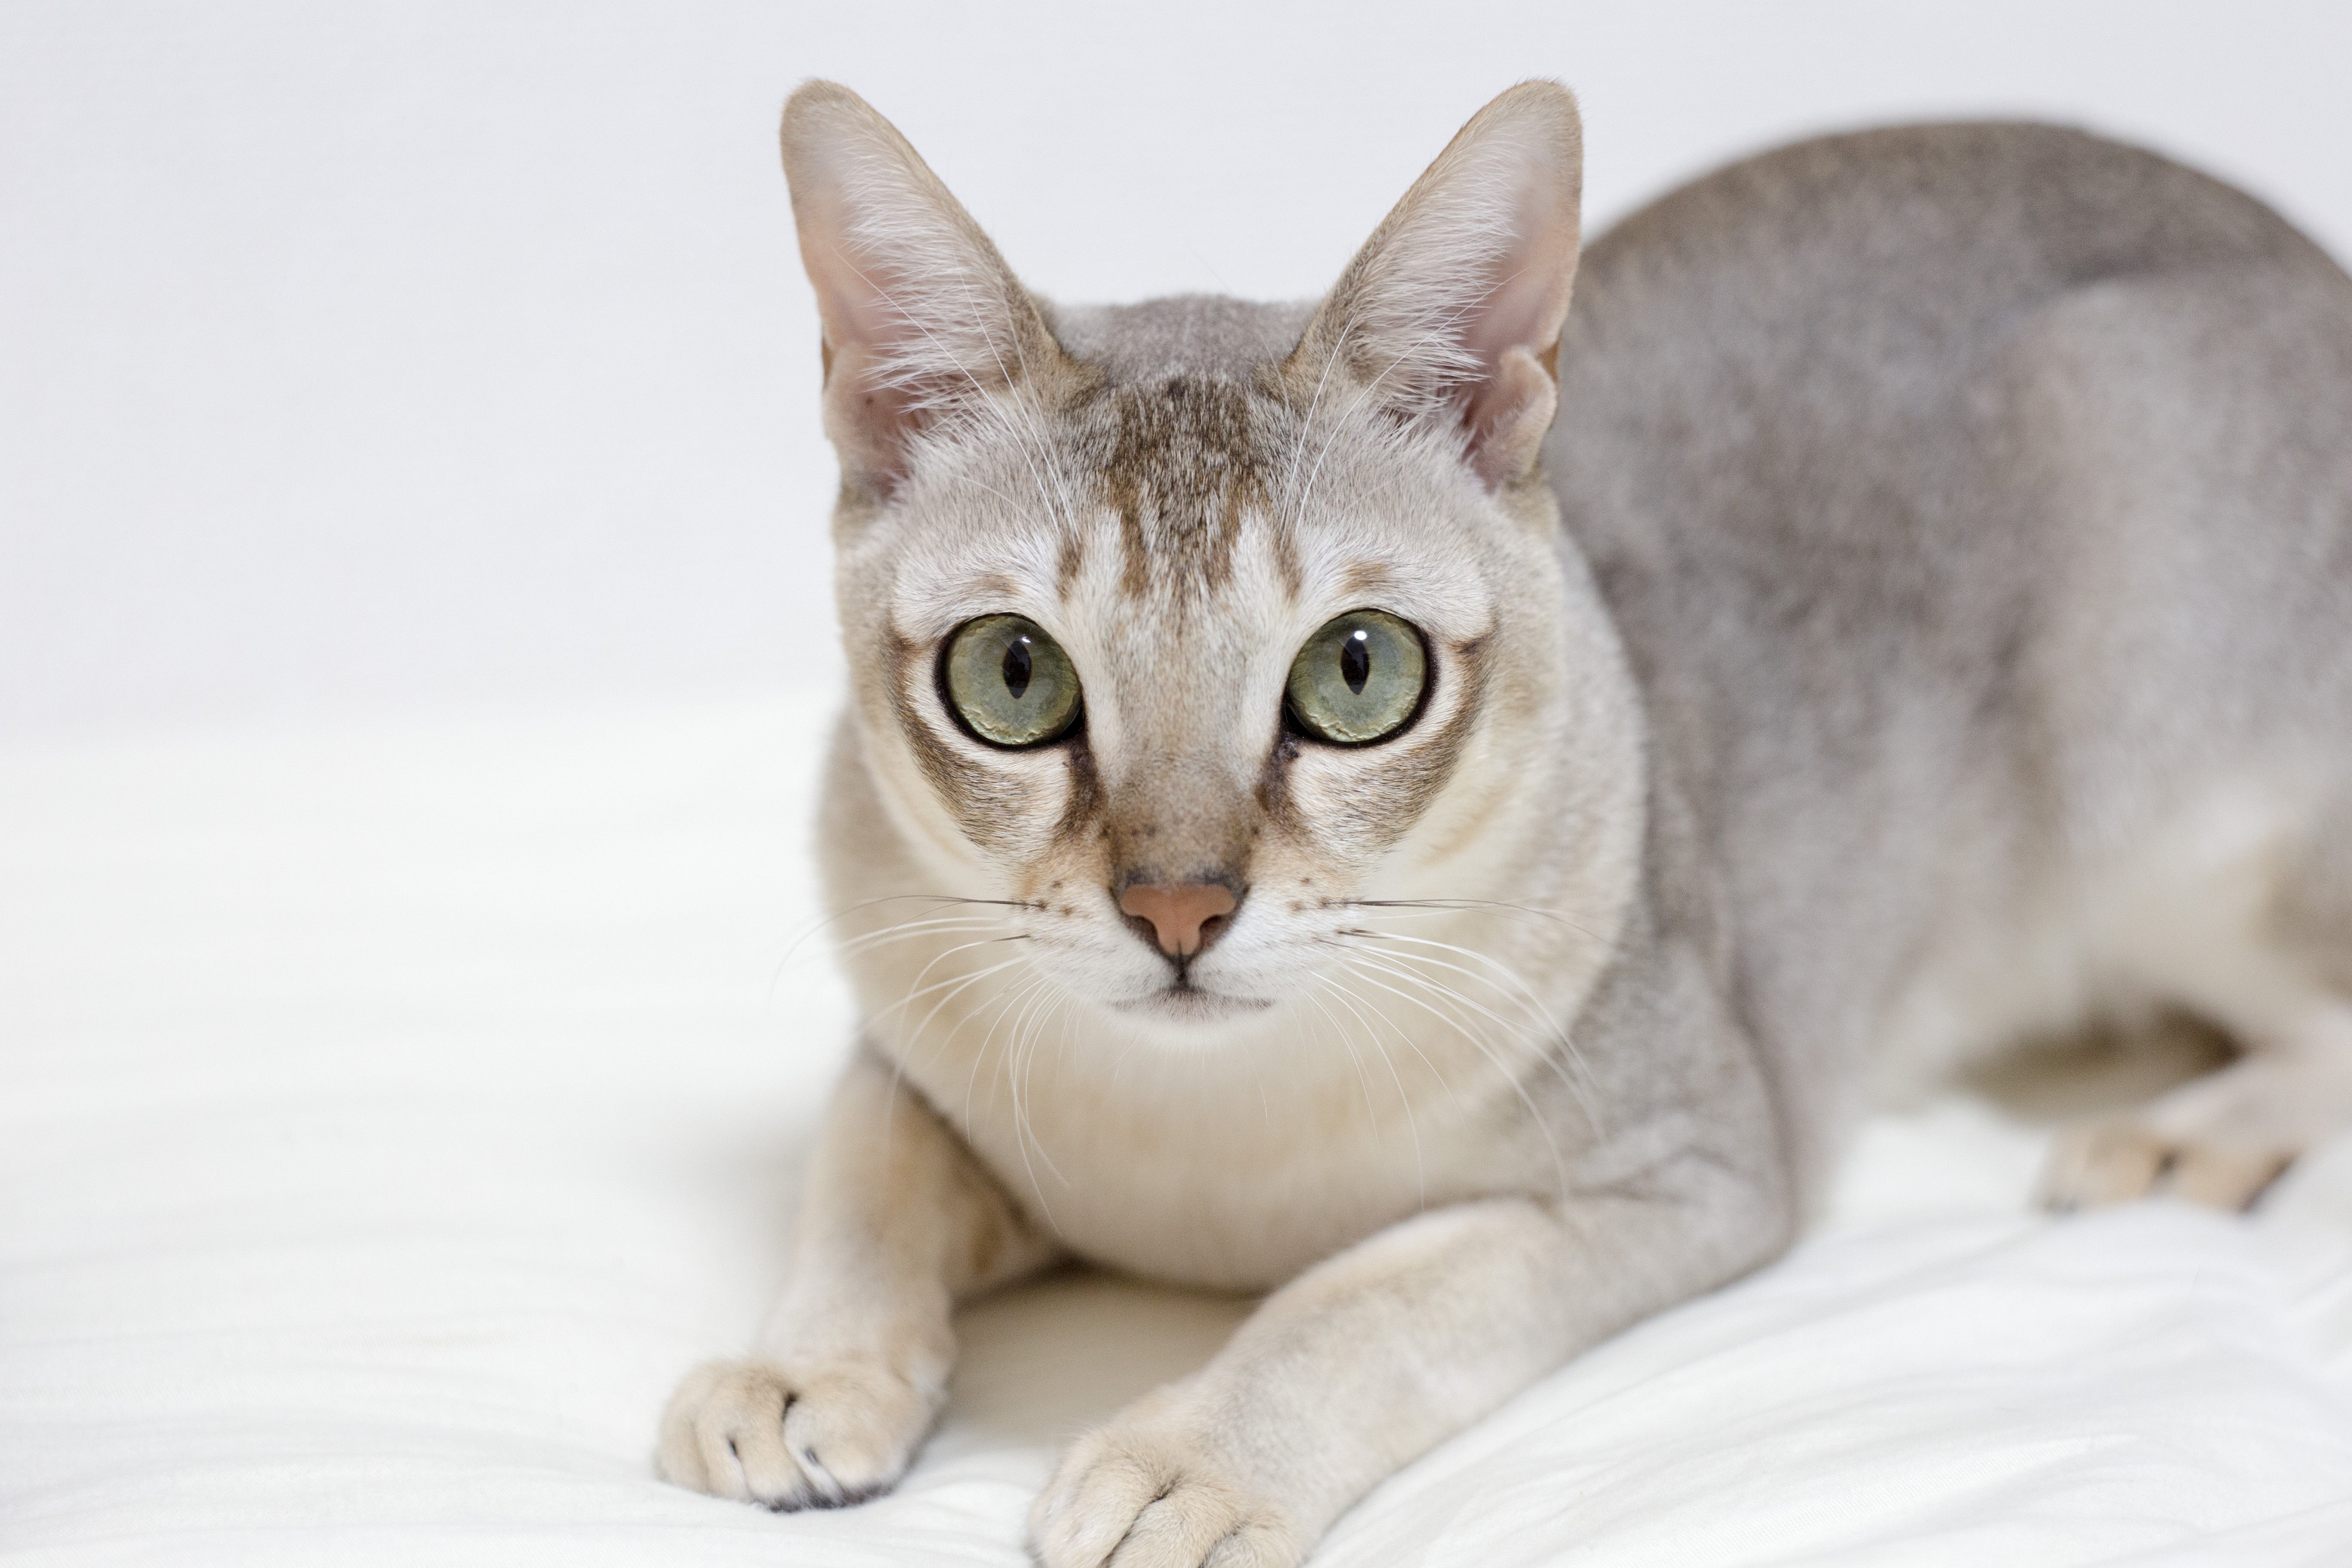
[660,86,2352,1566]
[1558,121,2352,1197]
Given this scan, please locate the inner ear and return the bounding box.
[780,82,1075,498]
[1289,82,1583,490]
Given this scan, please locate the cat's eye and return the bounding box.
[1285,609,1428,745]
[942,615,1084,748]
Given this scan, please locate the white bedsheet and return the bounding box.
[6,694,2351,1565]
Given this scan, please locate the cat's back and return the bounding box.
[1560,120,2333,389]
[1548,121,2347,555]
[1544,120,2352,1122]
[1546,118,2352,758]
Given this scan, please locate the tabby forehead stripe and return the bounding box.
[1099,377,1271,603]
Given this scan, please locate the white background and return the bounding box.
[6,0,2350,738]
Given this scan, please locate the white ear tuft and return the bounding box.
[1292,81,1584,490]
[780,82,1069,498]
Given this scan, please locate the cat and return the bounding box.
[656,79,2352,1567]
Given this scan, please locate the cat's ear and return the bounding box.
[780,82,1071,498]
[1291,82,1583,490]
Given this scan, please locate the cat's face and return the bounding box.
[788,84,1636,1039]
[836,347,1575,1030]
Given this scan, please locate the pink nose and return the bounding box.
[1118,881,1239,958]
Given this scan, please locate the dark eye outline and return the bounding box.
[935,614,1087,750]
[1282,609,1434,748]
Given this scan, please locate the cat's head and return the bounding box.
[784,82,1641,1041]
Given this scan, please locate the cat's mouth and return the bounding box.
[1115,980,1274,1022]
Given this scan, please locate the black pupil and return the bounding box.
[1340,630,1371,695]
[1001,635,1034,701]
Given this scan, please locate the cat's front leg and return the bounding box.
[658,1046,1058,1509]
[1029,1183,1780,1568]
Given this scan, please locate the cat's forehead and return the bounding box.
[882,296,1492,646]
[1047,296,1317,388]
[1051,297,1313,607]
[1081,376,1282,608]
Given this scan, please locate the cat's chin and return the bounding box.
[1111,986,1275,1025]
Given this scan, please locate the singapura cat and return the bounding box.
[657,80,2352,1567]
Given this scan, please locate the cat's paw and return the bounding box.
[2041,1116,2288,1210]
[2040,1054,2340,1211]
[655,1355,935,1510]
[1029,1395,1307,1568]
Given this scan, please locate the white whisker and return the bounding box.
[1349,937,1603,1134]
[1306,975,1426,1205]
[1328,953,1571,1195]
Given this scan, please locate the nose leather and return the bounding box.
[1118,881,1239,958]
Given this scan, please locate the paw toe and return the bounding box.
[2043,1120,2170,1209]
[2163,1143,2290,1210]
[2043,1118,2293,1213]
[655,1356,931,1511]
[1030,1417,1305,1568]
[780,1363,931,1504]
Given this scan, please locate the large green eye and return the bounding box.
[1285,609,1428,745]
[942,615,1083,747]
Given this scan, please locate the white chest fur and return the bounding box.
[879,989,1549,1291]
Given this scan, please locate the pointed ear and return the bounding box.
[779,82,1072,498]
[1290,82,1583,490]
